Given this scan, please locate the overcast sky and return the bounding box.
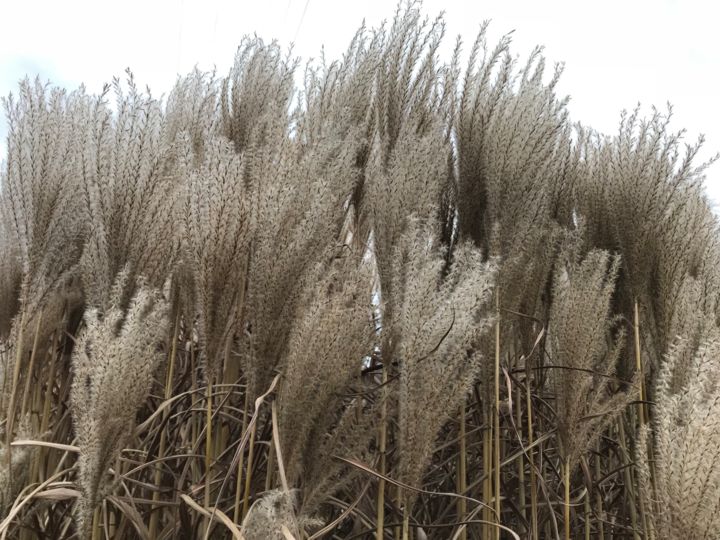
[1,0,718,203]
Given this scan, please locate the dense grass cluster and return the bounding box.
[1,3,719,539]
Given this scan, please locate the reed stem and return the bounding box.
[564,459,571,540]
[204,377,213,533]
[377,362,388,540]
[242,417,258,518]
[234,390,250,524]
[149,309,180,538]
[457,399,467,540]
[494,292,501,539]
[20,311,43,417]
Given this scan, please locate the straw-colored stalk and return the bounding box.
[482,413,492,540]
[377,364,388,540]
[204,377,214,533]
[395,483,402,540]
[594,443,604,540]
[5,311,28,485]
[149,309,180,538]
[494,293,501,539]
[190,344,200,484]
[526,362,538,539]
[265,441,276,491]
[91,506,101,540]
[633,299,654,540]
[402,506,410,540]
[617,419,641,540]
[32,317,61,486]
[233,391,250,524]
[515,387,525,529]
[20,311,43,417]
[242,418,258,518]
[564,458,571,540]
[633,300,646,426]
[457,400,467,540]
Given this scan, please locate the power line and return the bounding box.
[293,0,310,43]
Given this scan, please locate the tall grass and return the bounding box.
[0,3,718,538]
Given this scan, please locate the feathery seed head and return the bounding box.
[639,331,720,539]
[393,220,496,507]
[548,247,636,469]
[241,489,302,540]
[70,278,168,535]
[274,253,376,516]
[0,414,36,513]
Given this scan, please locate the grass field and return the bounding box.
[1,4,719,539]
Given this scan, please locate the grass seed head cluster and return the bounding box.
[0,2,719,538]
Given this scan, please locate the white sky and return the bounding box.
[1,0,718,203]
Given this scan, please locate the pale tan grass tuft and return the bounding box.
[454,26,577,356]
[0,5,718,538]
[240,109,362,402]
[638,331,720,539]
[0,217,21,340]
[70,274,169,535]
[548,247,637,470]
[0,79,90,405]
[0,414,36,512]
[78,74,180,312]
[165,68,221,165]
[274,253,376,518]
[221,37,297,154]
[578,107,720,366]
[182,135,252,379]
[240,489,302,540]
[392,220,496,508]
[1,78,88,320]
